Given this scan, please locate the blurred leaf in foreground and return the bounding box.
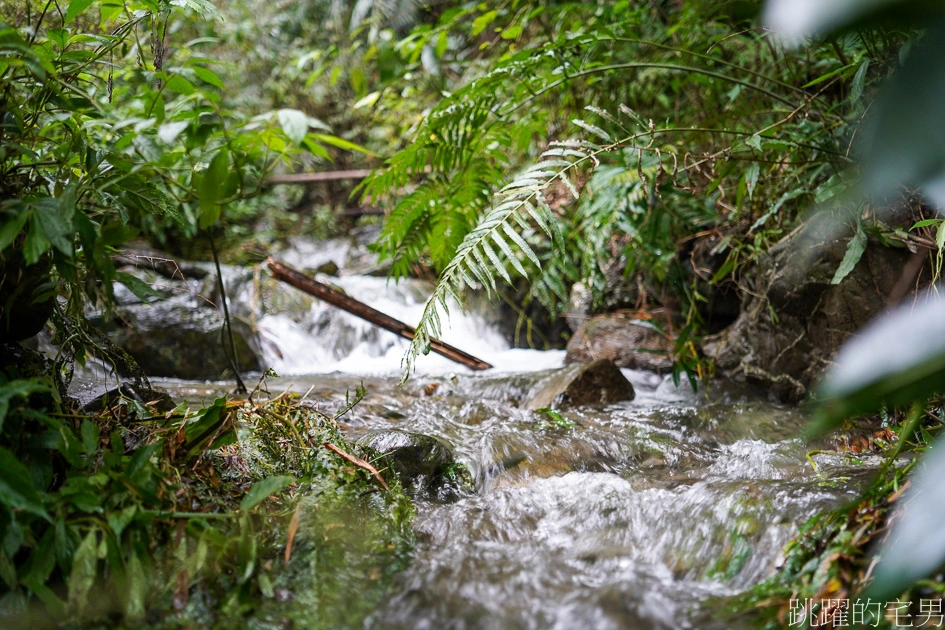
[811,290,945,434]
[864,433,945,601]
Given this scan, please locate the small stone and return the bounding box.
[315,260,340,276]
[524,358,635,410]
[565,313,674,371]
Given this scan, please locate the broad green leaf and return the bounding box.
[501,25,523,40]
[763,0,926,43]
[107,506,137,539]
[277,109,309,145]
[0,209,29,253]
[100,222,138,247]
[169,0,222,19]
[0,547,16,589]
[67,529,98,614]
[183,397,230,457]
[857,25,945,207]
[744,163,760,201]
[123,548,146,620]
[198,148,229,228]
[0,447,49,520]
[471,10,497,37]
[830,223,867,284]
[23,213,52,264]
[911,218,944,230]
[115,272,160,302]
[309,133,374,155]
[191,66,224,89]
[240,475,295,511]
[115,175,180,222]
[851,59,870,104]
[238,513,256,583]
[33,198,73,256]
[163,75,195,95]
[353,91,381,109]
[301,137,331,160]
[64,0,95,24]
[80,419,98,455]
[100,0,123,25]
[157,120,189,144]
[865,434,945,601]
[0,379,50,432]
[811,291,945,432]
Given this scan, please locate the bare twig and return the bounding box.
[324,442,390,491]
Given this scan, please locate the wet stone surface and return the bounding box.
[524,359,636,410]
[359,430,474,502]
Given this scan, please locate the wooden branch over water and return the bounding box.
[266,258,493,371]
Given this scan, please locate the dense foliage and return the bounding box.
[0,0,355,351]
[354,1,903,376]
[3,0,945,625]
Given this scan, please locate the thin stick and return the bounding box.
[324,442,390,491]
[266,258,493,371]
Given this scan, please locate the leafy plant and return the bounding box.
[764,0,945,605]
[0,0,358,351]
[361,1,873,376]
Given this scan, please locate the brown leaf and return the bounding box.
[284,503,301,565]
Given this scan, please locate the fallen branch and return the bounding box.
[266,258,493,371]
[324,442,390,491]
[265,169,374,185]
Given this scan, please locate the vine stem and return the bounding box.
[207,228,247,394]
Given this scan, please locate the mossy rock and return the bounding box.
[358,430,474,503]
[132,400,416,629]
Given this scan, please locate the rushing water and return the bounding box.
[110,236,880,628]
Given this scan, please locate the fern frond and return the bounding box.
[401,138,610,377]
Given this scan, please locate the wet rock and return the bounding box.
[69,381,177,413]
[357,430,473,502]
[565,313,673,371]
[313,260,339,276]
[524,359,635,410]
[94,295,262,380]
[702,210,930,402]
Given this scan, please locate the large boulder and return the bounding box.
[102,298,262,380]
[565,313,674,371]
[525,358,635,410]
[702,210,930,401]
[91,264,263,380]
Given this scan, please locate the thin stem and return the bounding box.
[208,228,248,394]
[501,62,799,118]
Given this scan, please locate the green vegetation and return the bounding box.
[0,360,413,626]
[3,0,945,626]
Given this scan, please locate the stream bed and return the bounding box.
[152,366,878,629]
[82,236,883,628]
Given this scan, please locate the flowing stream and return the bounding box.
[126,236,879,628]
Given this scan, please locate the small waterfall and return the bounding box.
[228,236,565,377]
